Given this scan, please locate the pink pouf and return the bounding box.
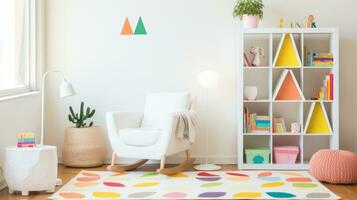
[310,149,357,184]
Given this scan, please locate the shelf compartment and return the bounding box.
[273,135,302,164]
[244,135,271,164]
[303,33,333,67]
[303,68,333,100]
[272,68,304,101]
[272,33,302,68]
[273,102,302,133]
[303,135,330,164]
[244,102,270,133]
[303,102,333,134]
[244,68,269,100]
[243,34,270,67]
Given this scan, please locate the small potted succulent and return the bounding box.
[62,102,106,167]
[233,0,264,28]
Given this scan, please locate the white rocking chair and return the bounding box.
[106,92,195,175]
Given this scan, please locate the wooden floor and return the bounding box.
[0,164,356,199]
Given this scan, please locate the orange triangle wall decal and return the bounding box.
[120,17,133,35]
[275,71,304,100]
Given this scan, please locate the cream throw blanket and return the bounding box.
[174,111,198,143]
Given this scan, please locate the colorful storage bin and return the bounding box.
[274,146,299,164]
[245,148,270,164]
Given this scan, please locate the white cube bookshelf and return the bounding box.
[237,28,339,170]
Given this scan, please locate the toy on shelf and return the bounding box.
[305,15,317,28]
[245,148,270,164]
[290,22,303,28]
[278,17,284,28]
[250,47,264,66]
[291,122,301,133]
[17,133,36,148]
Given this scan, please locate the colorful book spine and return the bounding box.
[17,132,36,148]
[306,52,334,66]
[317,74,334,101]
[330,74,334,100]
[273,117,286,133]
[246,113,270,133]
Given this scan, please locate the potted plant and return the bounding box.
[233,0,264,28]
[62,102,106,167]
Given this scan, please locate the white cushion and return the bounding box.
[141,92,189,128]
[119,128,161,147]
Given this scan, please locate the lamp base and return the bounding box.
[194,164,222,171]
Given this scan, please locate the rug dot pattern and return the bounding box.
[51,171,339,199]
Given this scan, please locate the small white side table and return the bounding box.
[3,145,58,196]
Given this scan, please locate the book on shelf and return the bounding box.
[273,117,286,133]
[316,73,334,100]
[306,52,334,67]
[243,52,252,67]
[243,107,270,133]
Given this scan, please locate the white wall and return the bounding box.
[45,0,357,164]
[0,95,41,165]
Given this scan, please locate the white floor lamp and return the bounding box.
[41,70,76,186]
[40,70,76,145]
[194,70,222,171]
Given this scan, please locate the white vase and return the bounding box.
[245,86,258,100]
[242,15,260,28]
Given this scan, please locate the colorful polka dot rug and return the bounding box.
[50,171,339,199]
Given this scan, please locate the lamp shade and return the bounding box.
[197,70,219,89]
[60,80,76,98]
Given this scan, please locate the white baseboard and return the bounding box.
[58,156,237,165]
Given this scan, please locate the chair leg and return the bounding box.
[185,150,190,160]
[110,152,116,166]
[160,156,166,170]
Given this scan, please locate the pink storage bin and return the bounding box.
[274,146,299,164]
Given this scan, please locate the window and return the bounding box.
[0,0,36,97]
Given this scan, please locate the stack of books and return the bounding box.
[317,74,334,100]
[306,52,334,66]
[17,133,36,148]
[273,117,286,133]
[243,107,270,133]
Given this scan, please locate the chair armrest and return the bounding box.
[106,111,143,131]
[164,112,187,138]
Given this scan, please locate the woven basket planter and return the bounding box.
[62,126,106,167]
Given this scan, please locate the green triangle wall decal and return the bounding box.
[134,17,147,35]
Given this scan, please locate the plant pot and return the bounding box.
[62,126,106,167]
[242,15,260,28]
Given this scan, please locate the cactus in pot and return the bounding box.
[63,101,106,167]
[68,101,95,128]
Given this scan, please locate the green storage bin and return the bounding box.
[245,148,270,164]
